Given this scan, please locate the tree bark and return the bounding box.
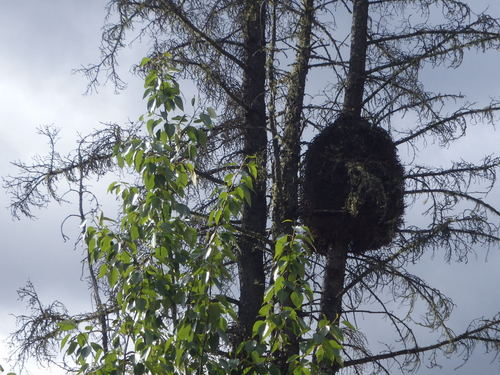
[342,0,370,117]
[320,242,348,373]
[320,241,348,324]
[321,1,370,372]
[272,1,315,372]
[238,0,268,341]
[274,0,315,236]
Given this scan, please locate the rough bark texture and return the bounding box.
[272,2,315,372]
[343,0,370,117]
[274,0,315,236]
[320,241,348,323]
[238,0,268,340]
[320,241,348,373]
[320,1,370,372]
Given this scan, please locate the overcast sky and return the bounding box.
[0,1,499,374]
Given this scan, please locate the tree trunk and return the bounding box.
[342,0,370,117]
[272,1,315,372]
[321,1,370,372]
[319,241,348,373]
[274,0,315,236]
[238,0,268,341]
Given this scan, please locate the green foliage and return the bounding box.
[251,226,344,374]
[57,56,344,374]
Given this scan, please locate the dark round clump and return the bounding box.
[301,115,405,254]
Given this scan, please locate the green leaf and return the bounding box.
[79,346,91,358]
[76,332,88,346]
[269,365,280,375]
[313,332,325,344]
[177,171,189,187]
[208,303,222,325]
[116,251,132,264]
[146,119,157,135]
[185,125,197,142]
[116,153,124,168]
[98,264,108,278]
[90,342,102,353]
[134,150,145,171]
[196,129,207,146]
[108,267,119,288]
[58,320,77,331]
[144,71,157,86]
[215,209,223,225]
[142,88,152,100]
[130,225,140,241]
[174,96,184,110]
[275,235,288,259]
[135,298,147,311]
[199,113,212,127]
[66,341,78,356]
[341,320,356,330]
[326,338,342,350]
[107,181,117,193]
[258,304,271,316]
[248,163,257,179]
[134,363,146,375]
[177,324,192,341]
[139,57,150,67]
[147,97,157,112]
[144,172,155,190]
[316,345,324,363]
[290,291,303,309]
[252,320,265,337]
[164,122,175,138]
[60,334,71,350]
[251,350,265,364]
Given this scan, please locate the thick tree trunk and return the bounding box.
[342,0,370,117]
[320,241,348,324]
[319,241,348,373]
[238,0,268,341]
[320,1,370,372]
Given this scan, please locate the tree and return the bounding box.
[6,59,345,375]
[4,0,500,374]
